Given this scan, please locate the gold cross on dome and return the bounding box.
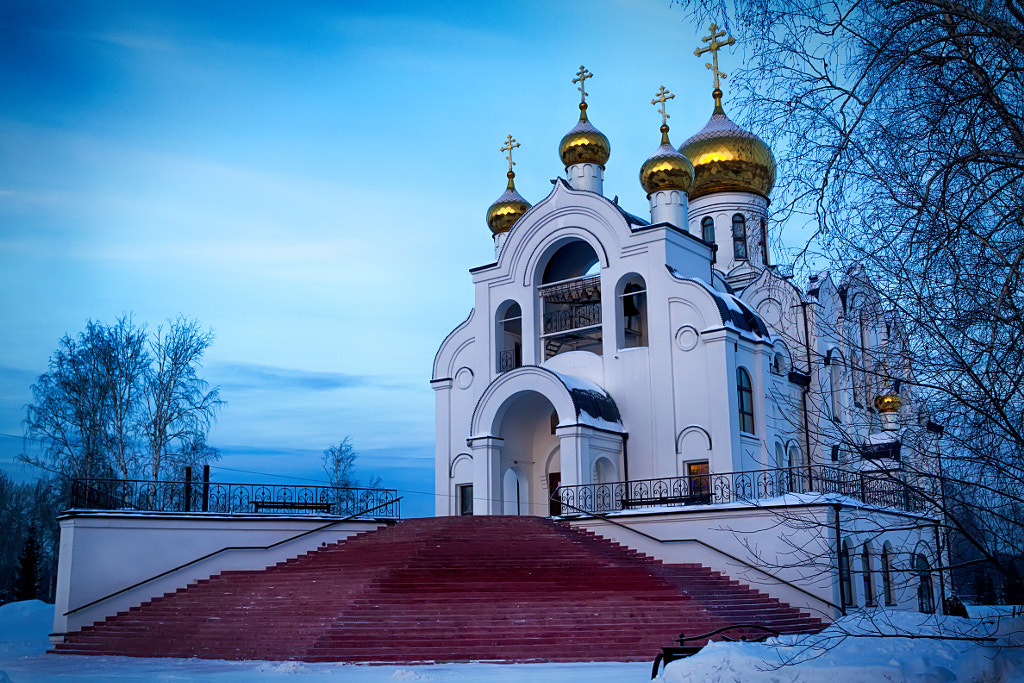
[651,85,674,126]
[501,134,520,174]
[573,65,593,104]
[695,23,736,90]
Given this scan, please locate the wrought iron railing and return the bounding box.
[555,465,929,515]
[66,478,401,519]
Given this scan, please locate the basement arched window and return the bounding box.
[881,542,895,606]
[840,540,855,607]
[862,544,875,606]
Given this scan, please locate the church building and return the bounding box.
[432,31,943,617]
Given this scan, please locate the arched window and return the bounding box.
[851,352,862,405]
[620,275,647,349]
[539,241,602,360]
[915,554,935,614]
[701,216,715,244]
[827,349,843,423]
[881,542,895,606]
[732,213,748,260]
[737,367,755,434]
[497,301,522,373]
[775,442,786,470]
[760,217,770,266]
[862,545,875,606]
[840,540,855,607]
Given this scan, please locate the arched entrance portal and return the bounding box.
[495,391,559,516]
[468,366,624,516]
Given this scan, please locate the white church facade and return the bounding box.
[432,52,944,617]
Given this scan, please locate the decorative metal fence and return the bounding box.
[555,465,929,515]
[66,478,401,519]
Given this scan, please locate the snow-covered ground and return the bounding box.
[1,600,1021,682]
[662,608,1024,683]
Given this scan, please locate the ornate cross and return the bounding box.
[501,134,520,174]
[573,65,593,104]
[651,85,674,126]
[695,23,736,90]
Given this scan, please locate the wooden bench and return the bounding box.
[620,493,711,509]
[651,624,780,678]
[250,500,332,514]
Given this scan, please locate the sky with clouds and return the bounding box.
[0,0,773,517]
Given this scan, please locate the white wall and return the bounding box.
[51,512,385,640]
[570,499,938,622]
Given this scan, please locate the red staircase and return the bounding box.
[52,516,823,662]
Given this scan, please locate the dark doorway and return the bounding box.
[548,472,562,516]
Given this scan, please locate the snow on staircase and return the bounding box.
[52,516,823,662]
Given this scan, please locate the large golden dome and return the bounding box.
[640,125,694,195]
[559,103,611,168]
[679,92,775,201]
[486,172,532,235]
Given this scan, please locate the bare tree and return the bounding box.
[25,315,223,483]
[25,319,142,480]
[674,0,1023,602]
[322,436,382,490]
[140,317,223,482]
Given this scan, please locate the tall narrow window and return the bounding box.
[620,275,647,348]
[737,367,755,434]
[732,213,748,260]
[840,541,855,607]
[862,545,875,606]
[760,217,770,266]
[497,301,522,373]
[882,543,895,606]
[916,554,935,613]
[828,350,843,423]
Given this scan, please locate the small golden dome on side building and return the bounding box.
[640,124,694,195]
[486,172,532,235]
[679,91,776,201]
[559,103,611,169]
[874,392,902,414]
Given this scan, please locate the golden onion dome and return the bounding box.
[486,172,532,235]
[640,125,694,195]
[679,90,776,201]
[559,103,611,168]
[874,392,903,414]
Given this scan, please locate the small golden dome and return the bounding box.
[559,103,611,168]
[679,90,776,201]
[486,172,532,235]
[874,393,903,414]
[640,125,694,195]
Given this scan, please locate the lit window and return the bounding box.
[737,367,755,434]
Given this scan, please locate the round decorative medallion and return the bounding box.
[455,367,474,390]
[675,326,699,351]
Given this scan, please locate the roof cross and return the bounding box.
[651,85,675,127]
[695,23,736,91]
[573,65,593,104]
[501,134,520,175]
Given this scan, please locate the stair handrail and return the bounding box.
[552,491,840,614]
[64,496,403,617]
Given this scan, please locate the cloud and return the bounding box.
[208,361,368,392]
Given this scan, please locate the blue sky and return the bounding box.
[0,1,762,517]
